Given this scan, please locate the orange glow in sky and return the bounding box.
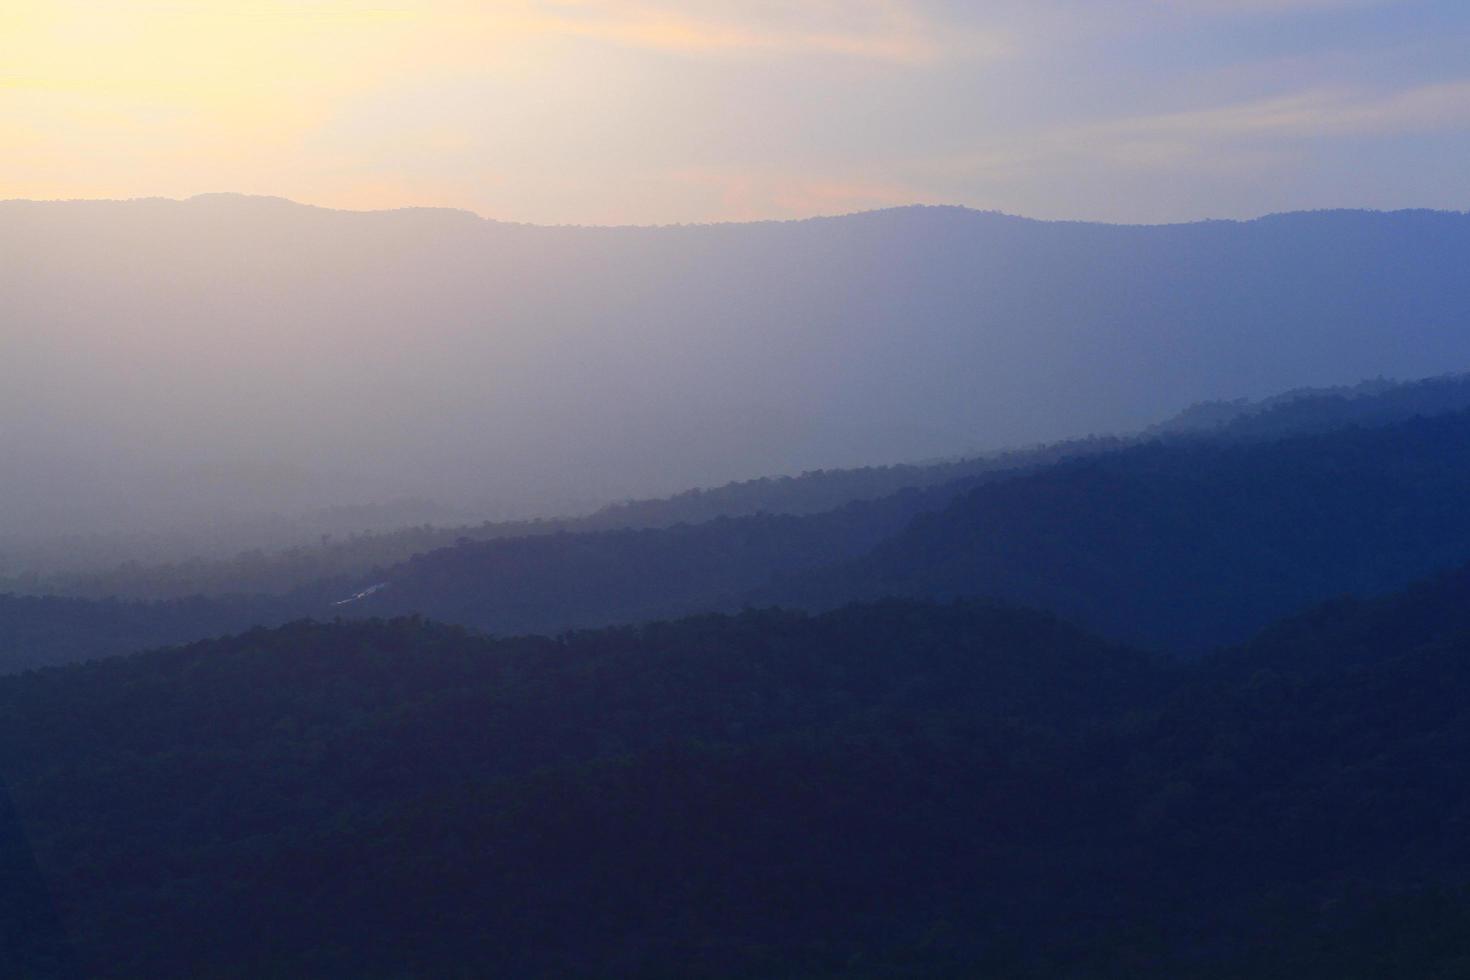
[4,1,1467,224]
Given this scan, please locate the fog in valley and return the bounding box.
[6,194,1470,567]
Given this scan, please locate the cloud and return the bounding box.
[933,79,1470,183]
[1094,80,1470,147]
[523,0,1002,63]
[1157,0,1396,12]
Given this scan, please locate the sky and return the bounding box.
[3,0,1468,225]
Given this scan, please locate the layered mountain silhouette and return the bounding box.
[7,196,1470,540]
[9,372,1470,672]
[347,376,1470,652]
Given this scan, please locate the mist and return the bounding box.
[5,194,1470,543]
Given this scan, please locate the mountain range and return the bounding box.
[6,197,1470,541]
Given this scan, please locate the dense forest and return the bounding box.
[0,593,307,674]
[7,373,1470,977]
[341,394,1470,652]
[1,436,1121,602]
[10,11,1470,976]
[20,372,1470,604]
[8,373,1470,674]
[10,567,1470,976]
[770,406,1470,651]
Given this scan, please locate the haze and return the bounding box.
[12,6,1470,976]
[5,1,1470,544]
[5,197,1470,544]
[5,1,1470,225]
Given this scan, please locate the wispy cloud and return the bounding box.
[935,79,1470,182]
[2,0,1467,223]
[1157,0,1398,12]
[524,0,1001,63]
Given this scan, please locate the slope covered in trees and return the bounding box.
[0,481,970,674]
[773,407,1470,652]
[20,373,1470,604]
[7,372,1470,674]
[1146,371,1470,442]
[338,483,972,638]
[9,435,1123,602]
[11,569,1470,976]
[0,593,308,674]
[0,601,1157,979]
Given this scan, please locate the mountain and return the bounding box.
[9,372,1470,674]
[0,601,1162,979]
[12,568,1470,976]
[772,407,1470,652]
[0,781,76,979]
[336,491,957,635]
[8,434,1125,600]
[37,371,1470,603]
[7,197,1470,539]
[0,370,1466,676]
[1145,373,1470,441]
[344,385,1470,651]
[0,479,975,673]
[0,593,306,674]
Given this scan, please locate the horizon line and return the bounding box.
[2,191,1466,232]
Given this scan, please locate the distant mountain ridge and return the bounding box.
[7,196,1470,538]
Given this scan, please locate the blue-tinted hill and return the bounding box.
[6,198,1470,539]
[12,566,1470,976]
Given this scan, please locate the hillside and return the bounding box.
[9,435,1124,601]
[337,481,970,636]
[0,593,309,674]
[772,407,1470,652]
[1147,372,1470,441]
[0,601,1157,979]
[10,373,1470,673]
[33,371,1470,603]
[11,572,1470,976]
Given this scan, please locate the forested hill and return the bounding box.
[12,570,1470,976]
[0,481,964,674]
[14,434,1125,602]
[9,373,1470,674]
[17,371,1470,607]
[337,482,970,639]
[770,407,1470,652]
[0,601,1158,979]
[351,398,1470,653]
[1146,371,1470,441]
[0,593,309,674]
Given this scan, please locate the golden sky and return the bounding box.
[3,1,1467,224]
